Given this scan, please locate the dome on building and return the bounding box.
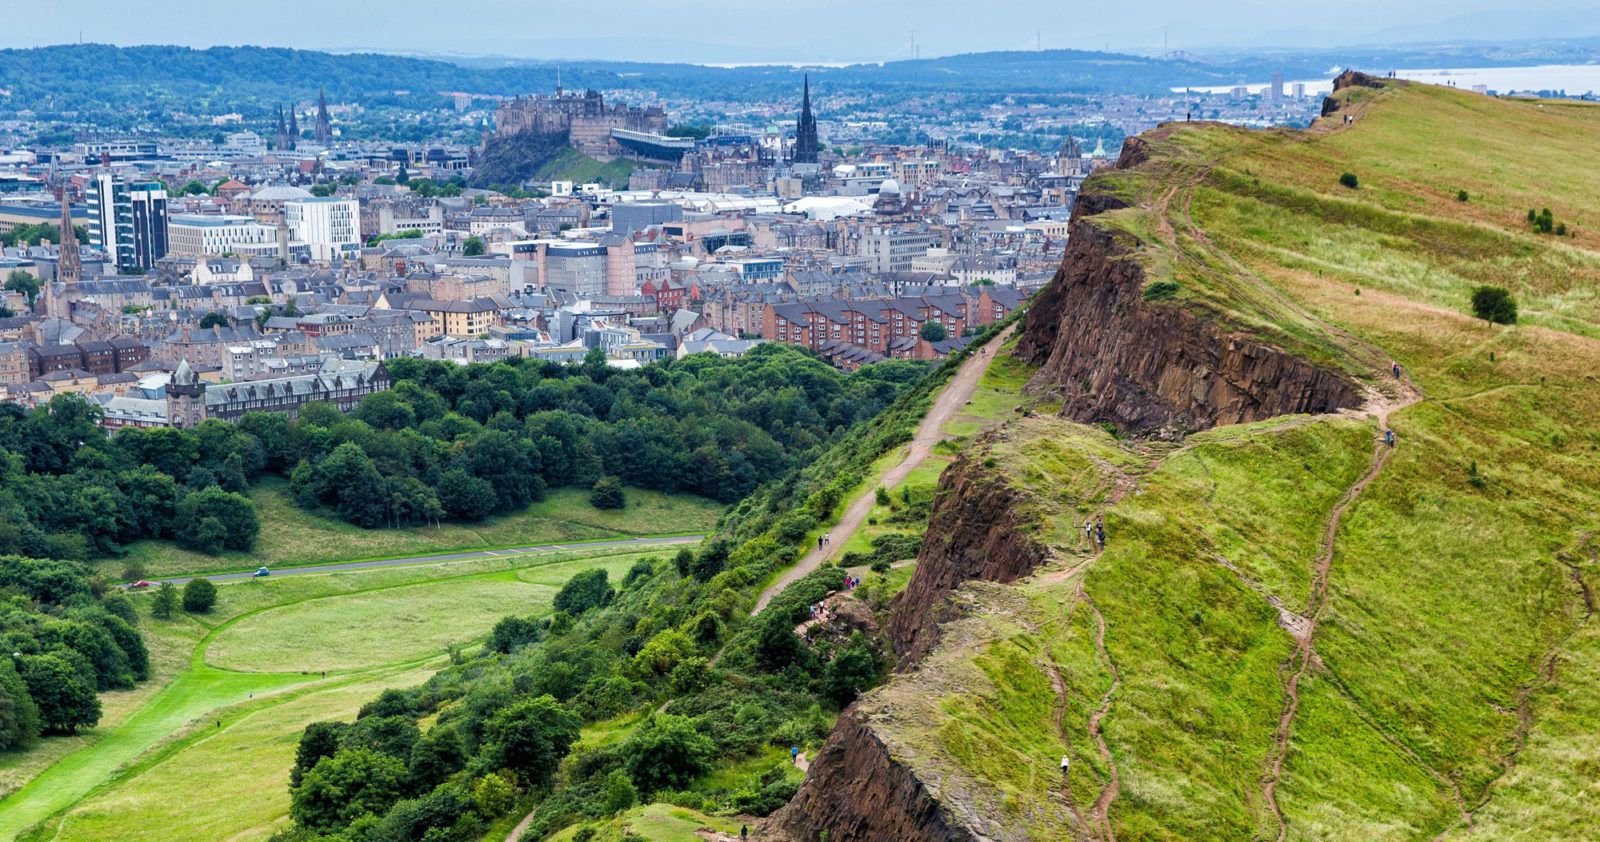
[877,178,901,196]
[250,185,313,202]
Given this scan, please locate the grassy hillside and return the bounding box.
[2,545,668,841]
[869,79,1600,839]
[107,480,721,578]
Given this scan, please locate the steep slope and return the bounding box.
[772,75,1600,840]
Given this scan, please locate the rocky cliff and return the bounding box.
[766,709,978,842]
[885,436,1047,663]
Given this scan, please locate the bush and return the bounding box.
[918,321,947,342]
[1338,172,1359,189]
[589,476,625,510]
[622,713,715,792]
[1470,285,1518,325]
[1456,190,1468,202]
[480,695,580,787]
[182,577,217,613]
[553,568,614,615]
[1142,280,1180,301]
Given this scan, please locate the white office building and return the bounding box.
[284,198,360,262]
[168,214,279,259]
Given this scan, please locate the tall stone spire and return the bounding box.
[794,74,819,164]
[55,181,81,286]
[274,104,289,150]
[287,106,299,150]
[316,87,332,145]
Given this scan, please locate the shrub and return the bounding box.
[622,713,715,792]
[1456,190,1468,202]
[1470,285,1518,325]
[1142,280,1180,301]
[918,322,947,342]
[553,569,613,615]
[589,476,625,510]
[1338,172,1359,189]
[182,578,217,613]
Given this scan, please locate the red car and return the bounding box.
[125,580,155,589]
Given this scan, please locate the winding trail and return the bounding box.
[1083,593,1123,842]
[1260,380,1421,841]
[749,326,1016,616]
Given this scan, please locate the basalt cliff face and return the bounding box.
[1014,157,1360,437]
[885,438,1046,663]
[767,709,978,842]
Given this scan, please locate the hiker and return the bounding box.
[1061,755,1070,775]
[1385,429,1395,448]
[741,826,749,841]
[818,535,824,550]
[1095,517,1106,548]
[791,745,801,765]
[1392,361,1401,378]
[1083,519,1093,548]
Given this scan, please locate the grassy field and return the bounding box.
[855,79,1600,838]
[105,481,721,578]
[533,147,649,188]
[1,543,677,842]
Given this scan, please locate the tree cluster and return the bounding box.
[0,398,260,560]
[0,555,150,749]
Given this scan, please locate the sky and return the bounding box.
[6,1,1600,64]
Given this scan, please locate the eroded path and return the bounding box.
[750,326,1016,615]
[1261,381,1422,840]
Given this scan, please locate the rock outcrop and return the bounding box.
[1014,184,1360,436]
[886,438,1048,662]
[765,709,978,842]
[1321,69,1389,116]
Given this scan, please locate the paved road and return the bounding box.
[160,535,705,585]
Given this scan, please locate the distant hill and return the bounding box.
[0,43,1309,122]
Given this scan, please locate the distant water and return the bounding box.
[1173,64,1600,97]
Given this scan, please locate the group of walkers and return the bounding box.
[1081,516,1107,550]
[816,533,832,550]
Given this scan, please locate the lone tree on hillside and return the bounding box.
[152,582,179,619]
[920,321,948,342]
[182,577,217,613]
[1339,172,1360,189]
[589,476,625,510]
[1470,285,1518,325]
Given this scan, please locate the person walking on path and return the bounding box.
[791,746,801,765]
[1083,519,1093,549]
[1385,428,1395,448]
[1392,361,1402,379]
[1095,517,1106,548]
[741,826,748,841]
[818,535,824,550]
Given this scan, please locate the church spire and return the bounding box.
[274,104,289,150]
[316,86,332,145]
[794,74,819,164]
[55,180,81,287]
[287,106,299,150]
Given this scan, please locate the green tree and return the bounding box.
[5,270,40,307]
[18,653,100,734]
[290,748,408,830]
[1470,285,1518,325]
[0,658,41,751]
[553,568,613,615]
[472,772,513,818]
[182,577,217,613]
[602,767,638,813]
[437,468,497,521]
[461,236,485,257]
[589,476,625,510]
[480,695,580,786]
[820,634,882,706]
[408,723,467,790]
[152,581,179,619]
[175,487,259,553]
[198,311,229,329]
[919,321,947,342]
[291,720,349,787]
[622,713,715,792]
